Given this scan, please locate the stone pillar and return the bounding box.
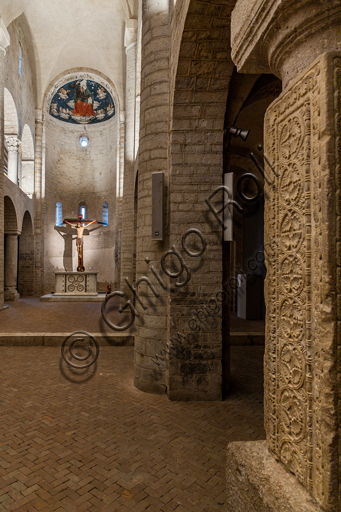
[227,2,341,511]
[0,20,10,311]
[114,111,125,289]
[5,136,20,185]
[120,19,138,286]
[33,109,44,296]
[4,231,20,301]
[133,0,170,395]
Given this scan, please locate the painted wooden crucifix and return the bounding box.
[63,214,104,272]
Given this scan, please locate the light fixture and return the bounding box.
[226,127,250,141]
[79,136,89,148]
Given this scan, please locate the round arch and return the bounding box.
[18,211,34,296]
[43,68,121,120]
[21,124,35,196]
[4,195,18,233]
[4,196,19,301]
[4,88,19,136]
[4,89,19,184]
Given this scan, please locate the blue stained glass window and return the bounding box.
[56,202,62,226]
[19,44,22,76]
[102,201,108,225]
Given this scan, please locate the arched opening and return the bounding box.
[44,71,118,294]
[224,72,282,330]
[4,88,19,185]
[56,201,63,226]
[102,201,109,225]
[4,196,19,301]
[21,124,35,196]
[18,211,34,296]
[79,203,86,220]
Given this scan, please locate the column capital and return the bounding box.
[231,0,341,87]
[0,18,10,56]
[5,135,20,151]
[35,108,43,123]
[5,230,21,236]
[124,18,138,49]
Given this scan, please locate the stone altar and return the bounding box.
[54,271,98,296]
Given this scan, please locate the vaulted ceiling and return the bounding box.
[1,0,138,106]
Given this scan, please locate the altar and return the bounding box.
[54,271,98,296]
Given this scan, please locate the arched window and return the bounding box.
[19,43,22,76]
[56,202,63,226]
[102,201,108,225]
[79,203,86,219]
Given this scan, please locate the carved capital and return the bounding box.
[5,136,20,151]
[231,0,341,87]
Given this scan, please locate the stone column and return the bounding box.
[33,109,44,296]
[133,0,170,395]
[5,136,20,185]
[0,20,10,311]
[227,2,341,512]
[120,19,138,286]
[4,231,20,301]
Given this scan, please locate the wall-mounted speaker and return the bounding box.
[152,172,164,240]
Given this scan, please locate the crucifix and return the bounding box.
[63,214,104,272]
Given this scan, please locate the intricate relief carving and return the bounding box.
[279,389,306,441]
[264,61,321,495]
[279,163,303,207]
[336,56,341,511]
[279,299,304,341]
[67,274,85,292]
[280,256,304,295]
[278,116,304,161]
[279,343,305,389]
[279,211,304,252]
[279,441,304,484]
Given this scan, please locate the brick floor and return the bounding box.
[0,346,265,511]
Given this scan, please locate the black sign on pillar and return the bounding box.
[152,172,164,241]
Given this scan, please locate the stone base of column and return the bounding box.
[4,288,20,302]
[226,441,322,512]
[134,363,166,395]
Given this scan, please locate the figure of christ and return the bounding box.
[63,217,97,271]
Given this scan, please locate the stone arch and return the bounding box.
[4,196,19,301]
[43,68,121,120]
[21,124,35,196]
[4,195,18,233]
[18,211,34,296]
[4,88,19,136]
[167,0,236,400]
[4,88,19,184]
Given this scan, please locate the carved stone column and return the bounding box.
[4,231,20,301]
[5,135,20,185]
[120,19,138,286]
[227,2,341,512]
[0,20,10,311]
